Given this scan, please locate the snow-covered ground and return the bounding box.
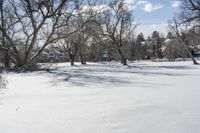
[0,61,200,133]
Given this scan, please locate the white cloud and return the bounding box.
[125,0,136,5]
[143,3,163,12]
[98,0,163,13]
[171,0,181,8]
[123,0,137,11]
[136,0,164,12]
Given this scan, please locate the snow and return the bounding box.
[0,61,200,133]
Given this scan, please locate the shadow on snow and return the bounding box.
[33,63,200,87]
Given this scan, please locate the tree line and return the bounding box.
[0,0,199,71]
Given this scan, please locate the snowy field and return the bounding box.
[0,61,200,133]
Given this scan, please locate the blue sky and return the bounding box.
[128,0,181,36]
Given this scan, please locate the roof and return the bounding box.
[194,45,200,49]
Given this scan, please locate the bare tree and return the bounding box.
[58,0,102,66]
[59,38,78,66]
[0,0,70,67]
[0,0,97,68]
[169,18,198,64]
[168,0,200,64]
[74,14,91,65]
[151,31,163,59]
[94,0,136,65]
[179,0,200,26]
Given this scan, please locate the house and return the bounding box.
[193,45,200,57]
[48,52,67,63]
[101,50,114,61]
[38,48,68,63]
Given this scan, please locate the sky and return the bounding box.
[126,0,181,37]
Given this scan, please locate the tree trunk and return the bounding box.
[184,44,198,64]
[177,36,198,65]
[117,48,127,65]
[81,60,86,65]
[70,60,74,66]
[69,54,75,66]
[4,51,10,68]
[70,57,75,66]
[0,0,10,68]
[14,57,24,68]
[172,18,198,65]
[79,52,86,65]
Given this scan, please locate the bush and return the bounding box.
[9,63,56,73]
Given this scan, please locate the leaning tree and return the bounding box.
[169,0,200,64]
[169,18,198,64]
